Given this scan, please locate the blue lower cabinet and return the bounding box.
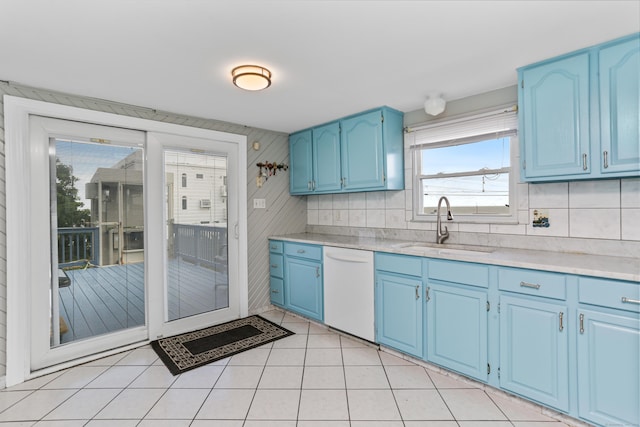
[426,282,488,382]
[375,271,423,358]
[577,309,640,427]
[285,255,323,322]
[499,295,569,412]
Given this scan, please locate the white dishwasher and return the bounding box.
[323,246,374,341]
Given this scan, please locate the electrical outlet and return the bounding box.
[253,198,266,209]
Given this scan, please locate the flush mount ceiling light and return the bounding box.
[424,93,446,116]
[231,65,272,91]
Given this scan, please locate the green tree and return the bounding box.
[56,159,91,227]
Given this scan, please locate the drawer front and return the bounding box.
[269,254,284,278]
[270,277,285,306]
[428,259,489,288]
[284,242,322,261]
[498,268,566,300]
[579,277,640,313]
[269,240,283,254]
[375,252,423,277]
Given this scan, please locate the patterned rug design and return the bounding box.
[151,315,294,375]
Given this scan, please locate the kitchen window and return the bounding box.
[410,106,518,223]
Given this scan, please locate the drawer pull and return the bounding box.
[415,285,420,300]
[559,311,564,332]
[297,249,306,254]
[582,153,588,171]
[270,264,278,268]
[271,289,279,294]
[425,286,431,301]
[603,150,609,169]
[520,281,540,290]
[316,266,320,278]
[621,297,640,305]
[579,313,584,334]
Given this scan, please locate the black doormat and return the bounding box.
[151,315,294,375]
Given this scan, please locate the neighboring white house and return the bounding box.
[86,150,228,265]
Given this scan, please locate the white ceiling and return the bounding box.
[1,1,639,134]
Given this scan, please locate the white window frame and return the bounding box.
[410,106,519,224]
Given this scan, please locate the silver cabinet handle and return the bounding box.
[307,181,312,191]
[622,297,640,305]
[520,281,540,289]
[316,266,320,278]
[342,177,347,188]
[603,150,609,169]
[579,313,584,334]
[582,153,588,171]
[559,312,564,332]
[270,264,278,268]
[415,285,420,300]
[271,289,279,294]
[297,249,306,254]
[425,286,431,301]
[312,180,316,191]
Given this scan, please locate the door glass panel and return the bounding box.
[51,140,145,347]
[164,150,228,321]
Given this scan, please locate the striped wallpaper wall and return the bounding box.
[0,81,306,378]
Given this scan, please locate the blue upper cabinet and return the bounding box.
[341,110,385,190]
[289,106,404,195]
[519,33,640,182]
[312,121,342,192]
[289,130,314,194]
[599,37,640,175]
[520,53,591,180]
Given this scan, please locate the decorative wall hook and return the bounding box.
[256,161,289,187]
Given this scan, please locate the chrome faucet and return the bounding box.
[436,196,453,244]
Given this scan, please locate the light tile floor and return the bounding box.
[0,310,575,426]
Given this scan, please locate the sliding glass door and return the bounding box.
[31,117,148,371]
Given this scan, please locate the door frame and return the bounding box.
[4,95,248,386]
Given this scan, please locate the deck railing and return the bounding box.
[172,224,227,272]
[57,227,100,267]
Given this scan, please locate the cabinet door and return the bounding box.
[375,272,423,358]
[285,257,323,321]
[499,295,569,412]
[313,121,342,192]
[521,53,591,180]
[426,283,488,382]
[599,37,640,175]
[289,130,313,194]
[577,309,639,427]
[270,276,284,306]
[341,110,385,191]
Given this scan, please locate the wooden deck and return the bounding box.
[58,259,228,344]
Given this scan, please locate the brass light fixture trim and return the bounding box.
[231,65,272,91]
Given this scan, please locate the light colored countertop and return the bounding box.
[270,233,640,283]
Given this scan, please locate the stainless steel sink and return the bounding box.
[392,242,494,256]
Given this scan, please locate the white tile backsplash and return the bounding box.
[621,208,640,241]
[333,193,349,209]
[348,193,366,209]
[621,178,640,208]
[569,180,620,208]
[304,172,640,250]
[529,182,569,208]
[366,192,386,209]
[366,209,386,228]
[570,208,621,239]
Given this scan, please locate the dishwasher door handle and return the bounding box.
[325,253,371,263]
